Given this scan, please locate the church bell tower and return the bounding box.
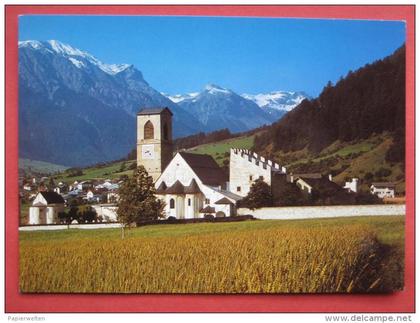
[136,107,173,182]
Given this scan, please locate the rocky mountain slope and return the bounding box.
[19,40,202,166]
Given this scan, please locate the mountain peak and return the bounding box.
[241,90,308,119]
[19,39,132,75]
[204,84,231,95]
[47,39,88,57]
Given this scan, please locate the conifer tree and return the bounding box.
[240,178,273,210]
[117,166,165,237]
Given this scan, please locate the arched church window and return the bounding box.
[169,198,175,209]
[144,120,154,139]
[163,123,169,140]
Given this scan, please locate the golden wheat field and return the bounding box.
[19,216,404,293]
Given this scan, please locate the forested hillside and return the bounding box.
[254,45,405,166]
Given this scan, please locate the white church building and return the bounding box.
[136,107,290,219]
[155,152,241,218]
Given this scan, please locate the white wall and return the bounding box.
[29,205,63,225]
[19,223,122,231]
[238,204,405,220]
[46,207,55,224]
[29,207,40,224]
[229,149,273,197]
[155,153,197,188]
[214,204,231,217]
[91,204,118,222]
[371,187,395,198]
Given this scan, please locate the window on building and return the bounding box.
[249,175,253,181]
[169,198,175,209]
[237,186,241,192]
[188,198,191,206]
[163,123,169,140]
[205,198,210,204]
[144,120,154,139]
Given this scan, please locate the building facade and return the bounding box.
[343,178,359,193]
[154,152,241,219]
[229,148,287,197]
[370,182,396,198]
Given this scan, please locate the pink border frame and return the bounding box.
[5,5,415,313]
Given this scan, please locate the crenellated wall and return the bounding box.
[229,148,286,197]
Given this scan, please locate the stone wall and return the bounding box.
[238,204,405,220]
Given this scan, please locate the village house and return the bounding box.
[28,191,65,225]
[370,182,396,198]
[77,181,93,191]
[95,180,119,191]
[107,191,120,203]
[294,174,343,195]
[23,183,33,191]
[85,190,102,203]
[343,178,359,193]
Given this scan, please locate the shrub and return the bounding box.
[66,168,84,177]
[364,172,374,182]
[355,192,383,205]
[374,167,392,178]
[239,179,273,210]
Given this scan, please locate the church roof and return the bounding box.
[156,181,167,194]
[157,179,203,195]
[39,191,65,204]
[214,197,233,205]
[179,152,227,186]
[199,206,216,213]
[165,180,185,194]
[371,182,396,188]
[184,179,202,194]
[297,177,342,193]
[215,190,243,202]
[294,173,322,179]
[137,107,173,116]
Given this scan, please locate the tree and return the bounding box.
[80,207,97,223]
[239,179,273,210]
[48,177,55,190]
[117,166,165,238]
[274,182,309,206]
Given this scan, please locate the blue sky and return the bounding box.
[19,15,405,97]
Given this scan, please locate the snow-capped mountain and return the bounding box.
[170,84,276,133]
[18,40,202,166]
[162,92,199,103]
[242,91,309,119]
[20,40,132,75]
